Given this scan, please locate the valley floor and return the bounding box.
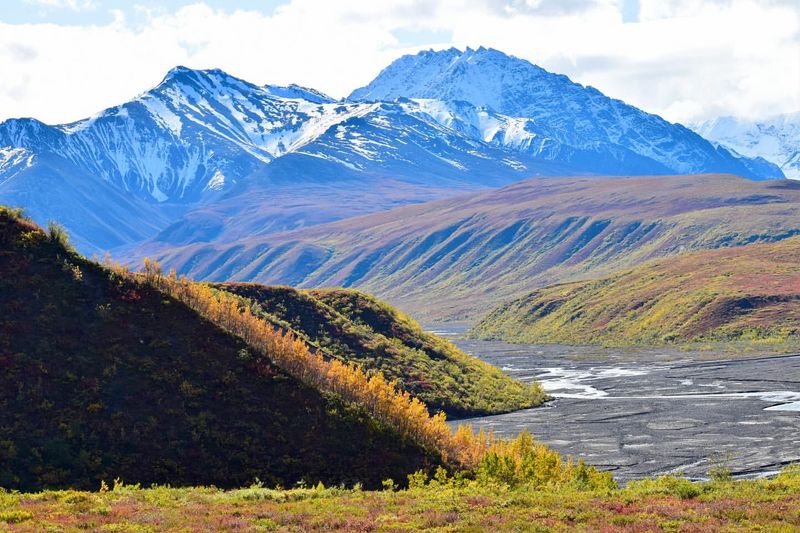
[451,337,800,481]
[1,471,799,532]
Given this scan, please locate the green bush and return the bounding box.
[0,510,33,523]
[625,476,702,499]
[47,220,74,252]
[1,206,25,221]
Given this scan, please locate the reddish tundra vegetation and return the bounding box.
[1,466,799,532]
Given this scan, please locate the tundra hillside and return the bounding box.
[472,236,800,350]
[217,283,545,417]
[146,174,800,322]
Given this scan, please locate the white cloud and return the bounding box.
[25,0,97,10]
[0,0,797,125]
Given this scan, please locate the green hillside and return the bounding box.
[216,284,546,417]
[141,174,800,322]
[0,207,441,491]
[472,237,800,348]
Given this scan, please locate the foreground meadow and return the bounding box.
[1,466,799,532]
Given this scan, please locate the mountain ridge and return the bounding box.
[0,47,784,256]
[135,173,800,323]
[350,47,783,180]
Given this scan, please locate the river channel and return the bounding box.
[449,337,800,481]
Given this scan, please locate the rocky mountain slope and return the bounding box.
[471,236,800,348]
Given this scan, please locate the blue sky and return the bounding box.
[4,0,464,47]
[4,0,642,29]
[0,1,797,125]
[4,1,288,25]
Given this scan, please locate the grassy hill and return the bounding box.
[471,237,800,348]
[137,174,800,322]
[215,284,545,418]
[0,207,444,491]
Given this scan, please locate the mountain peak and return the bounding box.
[157,65,254,93]
[164,64,193,77]
[160,65,206,85]
[347,46,547,106]
[348,46,781,180]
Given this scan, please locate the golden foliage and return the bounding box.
[133,258,493,467]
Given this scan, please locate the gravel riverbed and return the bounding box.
[450,337,800,482]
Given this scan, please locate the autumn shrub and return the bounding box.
[0,489,19,510]
[708,452,735,483]
[405,435,615,492]
[0,206,25,221]
[474,431,616,490]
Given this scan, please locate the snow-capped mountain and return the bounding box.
[351,47,783,180]
[0,64,553,250]
[692,113,800,180]
[0,48,784,253]
[0,67,395,203]
[145,99,570,248]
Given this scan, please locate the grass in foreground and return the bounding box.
[1,466,798,532]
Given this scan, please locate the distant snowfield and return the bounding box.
[692,112,800,180]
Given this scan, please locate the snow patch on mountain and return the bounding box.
[140,97,183,136]
[0,147,34,185]
[692,113,800,180]
[204,170,227,191]
[402,99,544,154]
[263,84,334,104]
